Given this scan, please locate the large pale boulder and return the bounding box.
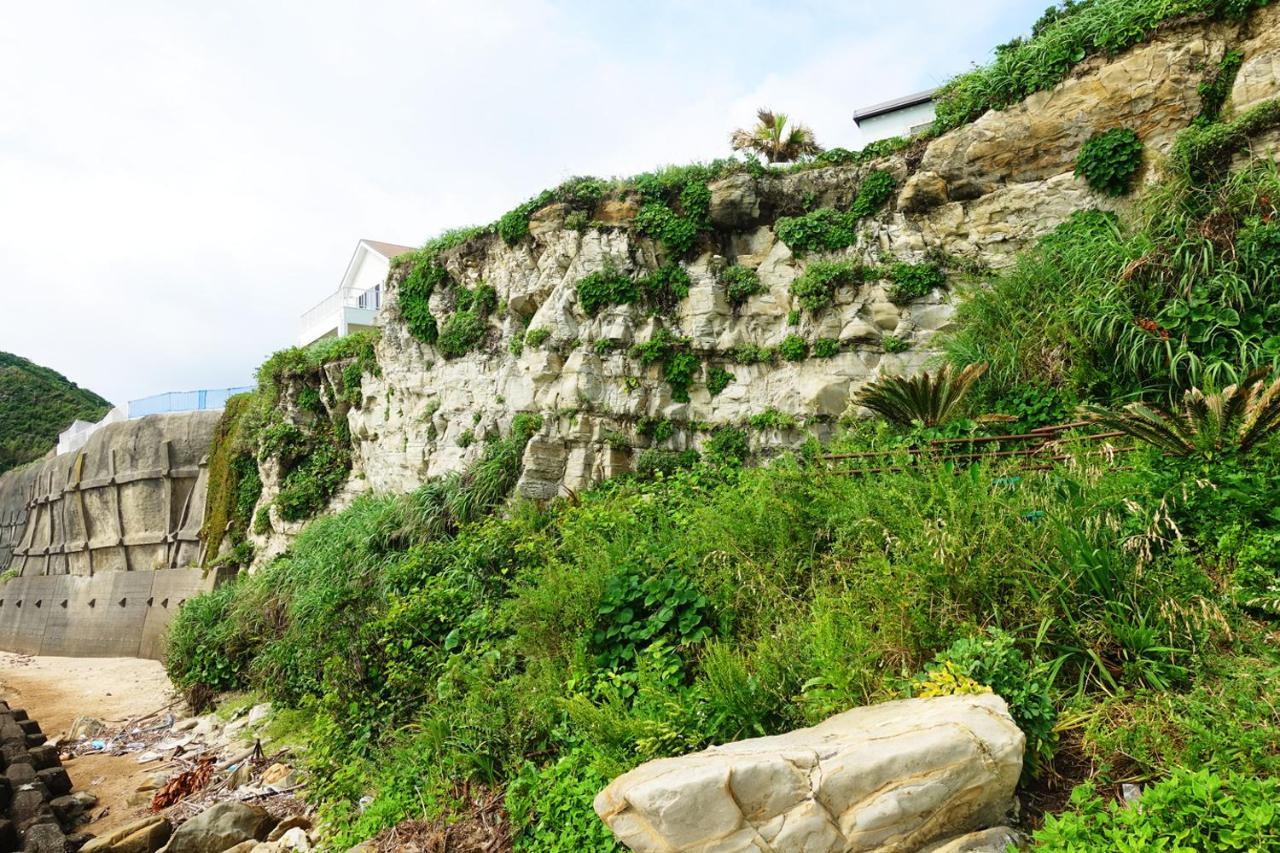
[162,802,276,853]
[594,694,1023,853]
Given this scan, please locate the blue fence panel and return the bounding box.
[128,386,256,418]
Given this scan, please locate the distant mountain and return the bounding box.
[0,352,111,474]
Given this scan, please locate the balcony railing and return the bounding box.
[299,285,382,332]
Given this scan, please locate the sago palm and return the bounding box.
[730,109,822,164]
[854,363,988,427]
[1083,370,1280,455]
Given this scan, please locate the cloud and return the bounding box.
[0,0,1040,403]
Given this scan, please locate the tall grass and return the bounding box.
[945,164,1280,403]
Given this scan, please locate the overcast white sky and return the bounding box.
[1,0,1046,405]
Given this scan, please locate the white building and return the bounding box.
[853,89,938,144]
[297,238,417,347]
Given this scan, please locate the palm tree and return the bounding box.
[730,109,822,164]
[1083,370,1280,456]
[854,363,988,427]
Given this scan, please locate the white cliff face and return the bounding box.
[340,6,1280,504]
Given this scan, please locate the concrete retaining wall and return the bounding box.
[0,568,230,659]
[0,411,227,660]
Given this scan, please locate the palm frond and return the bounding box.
[1085,370,1280,456]
[855,363,988,427]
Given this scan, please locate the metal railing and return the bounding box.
[299,285,382,333]
[128,386,256,418]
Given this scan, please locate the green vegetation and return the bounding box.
[882,334,910,354]
[932,0,1273,134]
[1196,49,1245,125]
[813,338,840,358]
[790,260,866,312]
[1075,128,1144,196]
[887,261,947,303]
[250,332,378,527]
[629,329,700,402]
[778,335,809,362]
[719,265,764,307]
[0,352,110,474]
[729,109,821,164]
[1031,769,1280,850]
[199,393,263,567]
[171,402,1280,847]
[774,170,895,253]
[854,364,987,427]
[576,265,639,316]
[706,365,734,396]
[943,164,1280,401]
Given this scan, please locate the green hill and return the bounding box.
[0,351,111,474]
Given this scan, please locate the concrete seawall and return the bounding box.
[0,412,225,660]
[0,568,229,659]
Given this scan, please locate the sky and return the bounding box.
[0,0,1049,405]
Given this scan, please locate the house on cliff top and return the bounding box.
[298,238,416,346]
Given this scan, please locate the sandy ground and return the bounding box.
[0,652,178,834]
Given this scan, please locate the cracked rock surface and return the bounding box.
[593,694,1022,853]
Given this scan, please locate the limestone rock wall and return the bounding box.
[340,8,1277,503]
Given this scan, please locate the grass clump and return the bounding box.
[931,0,1273,134]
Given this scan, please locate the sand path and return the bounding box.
[0,652,177,835]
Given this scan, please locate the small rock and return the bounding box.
[68,718,106,741]
[164,801,276,853]
[70,791,98,810]
[173,719,198,733]
[265,817,310,843]
[259,764,294,789]
[49,793,85,824]
[21,822,67,853]
[78,814,171,853]
[246,704,272,726]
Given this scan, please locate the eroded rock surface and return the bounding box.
[594,694,1023,853]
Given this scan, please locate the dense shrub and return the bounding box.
[944,165,1280,400]
[640,263,692,314]
[1030,769,1280,851]
[887,262,946,303]
[719,265,764,307]
[706,365,734,396]
[524,328,551,348]
[778,335,809,362]
[813,338,840,358]
[577,265,640,316]
[791,260,865,312]
[774,170,895,253]
[437,311,487,359]
[1075,128,1143,196]
[918,629,1056,777]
